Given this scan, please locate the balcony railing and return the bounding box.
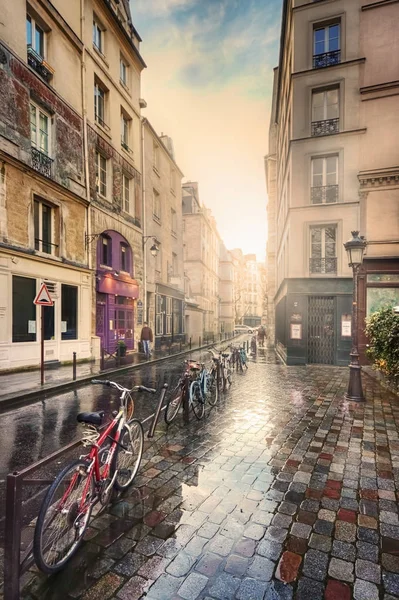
[311,185,339,204]
[121,139,133,154]
[95,112,110,131]
[311,118,339,137]
[313,50,341,69]
[27,46,54,83]
[35,238,59,255]
[31,147,53,178]
[310,257,337,274]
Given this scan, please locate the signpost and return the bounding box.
[33,283,54,385]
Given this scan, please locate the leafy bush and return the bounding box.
[365,306,399,385]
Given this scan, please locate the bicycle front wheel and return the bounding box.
[34,459,94,575]
[207,368,219,406]
[113,420,144,491]
[165,385,183,424]
[190,381,205,419]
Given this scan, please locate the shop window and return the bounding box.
[366,274,399,316]
[62,285,78,340]
[166,297,172,334]
[12,276,36,342]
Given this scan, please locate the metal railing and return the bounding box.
[310,257,337,274]
[121,139,133,153]
[27,46,53,82]
[311,118,339,137]
[94,112,110,130]
[34,238,59,254]
[311,184,339,204]
[31,147,53,178]
[313,50,341,69]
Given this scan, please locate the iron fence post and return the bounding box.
[72,352,77,380]
[183,376,190,424]
[101,346,105,371]
[4,473,23,600]
[148,384,168,438]
[189,337,192,350]
[199,336,201,348]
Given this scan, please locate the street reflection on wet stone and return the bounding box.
[17,348,399,599]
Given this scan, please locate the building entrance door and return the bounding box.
[308,296,335,364]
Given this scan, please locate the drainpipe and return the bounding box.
[80,0,92,270]
[141,118,147,323]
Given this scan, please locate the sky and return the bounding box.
[130,0,283,261]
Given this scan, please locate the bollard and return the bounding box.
[72,352,77,381]
[199,336,201,348]
[148,384,168,438]
[183,376,190,424]
[189,337,192,350]
[247,340,249,352]
[101,346,105,371]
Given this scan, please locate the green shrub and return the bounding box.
[365,306,399,385]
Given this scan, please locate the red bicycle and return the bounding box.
[33,379,156,574]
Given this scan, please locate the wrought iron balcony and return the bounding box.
[313,50,341,69]
[311,118,339,137]
[311,185,339,204]
[95,112,110,130]
[35,238,59,255]
[310,257,337,274]
[27,46,53,83]
[121,139,133,154]
[31,147,53,178]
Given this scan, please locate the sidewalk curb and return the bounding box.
[0,338,241,411]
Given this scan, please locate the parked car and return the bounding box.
[234,325,254,334]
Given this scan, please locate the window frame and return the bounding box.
[100,234,112,267]
[92,16,105,55]
[121,111,131,151]
[30,102,51,156]
[171,208,177,236]
[34,197,56,255]
[313,23,340,56]
[95,151,107,198]
[312,87,339,122]
[61,284,78,340]
[26,14,45,58]
[120,57,128,87]
[153,143,160,173]
[120,242,129,273]
[12,275,37,343]
[153,188,161,223]
[94,79,107,128]
[310,155,339,204]
[309,224,338,274]
[122,173,134,216]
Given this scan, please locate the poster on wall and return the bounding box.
[290,323,302,340]
[341,314,352,337]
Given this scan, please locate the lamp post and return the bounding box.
[142,236,160,324]
[344,230,367,402]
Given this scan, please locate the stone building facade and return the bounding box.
[219,242,234,335]
[142,120,184,350]
[182,182,220,338]
[268,0,380,366]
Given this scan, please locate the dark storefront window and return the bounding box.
[44,305,55,340]
[12,276,36,342]
[62,284,78,340]
[275,297,287,348]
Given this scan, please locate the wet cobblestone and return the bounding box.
[19,352,399,599]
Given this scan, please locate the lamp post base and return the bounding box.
[345,362,365,402]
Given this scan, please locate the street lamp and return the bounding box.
[344,230,367,402]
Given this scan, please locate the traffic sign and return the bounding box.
[34,283,54,306]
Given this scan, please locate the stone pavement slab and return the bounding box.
[19,351,399,599]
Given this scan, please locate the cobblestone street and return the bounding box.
[21,351,399,600]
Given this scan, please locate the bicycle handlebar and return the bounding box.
[91,379,156,394]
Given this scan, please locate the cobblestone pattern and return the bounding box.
[20,352,399,599]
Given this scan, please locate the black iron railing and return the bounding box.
[121,139,133,153]
[311,185,339,204]
[35,238,58,254]
[31,147,53,178]
[95,112,110,130]
[310,257,337,274]
[311,118,339,137]
[313,50,341,69]
[27,46,53,83]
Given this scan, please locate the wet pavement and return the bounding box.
[12,350,399,599]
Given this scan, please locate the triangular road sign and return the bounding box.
[34,283,54,306]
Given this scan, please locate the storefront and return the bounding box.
[154,283,185,349]
[95,231,139,354]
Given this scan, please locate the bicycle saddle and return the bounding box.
[221,353,230,358]
[77,411,105,426]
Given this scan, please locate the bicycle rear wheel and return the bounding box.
[165,385,183,424]
[33,459,94,575]
[113,420,144,491]
[207,368,219,406]
[190,381,205,419]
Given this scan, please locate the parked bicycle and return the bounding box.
[189,356,219,412]
[209,347,232,391]
[164,359,209,424]
[230,344,247,372]
[33,379,156,575]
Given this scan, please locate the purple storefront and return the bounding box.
[95,230,139,353]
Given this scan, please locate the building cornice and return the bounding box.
[293,0,342,12]
[36,0,83,52]
[98,0,146,69]
[360,80,399,99]
[292,57,366,79]
[0,244,90,272]
[362,0,399,11]
[358,167,399,188]
[291,128,367,144]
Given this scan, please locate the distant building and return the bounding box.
[142,121,184,350]
[230,250,265,328]
[219,243,234,335]
[182,182,220,339]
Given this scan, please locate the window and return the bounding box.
[166,297,172,334]
[155,245,162,281]
[156,294,164,335]
[92,18,103,53]
[34,198,55,254]
[0,163,6,209]
[30,103,50,155]
[12,276,36,342]
[120,243,128,272]
[121,112,130,151]
[62,285,78,340]
[122,173,134,215]
[311,156,338,203]
[366,274,399,316]
[311,88,339,136]
[171,208,177,235]
[95,151,107,197]
[153,189,161,222]
[313,23,340,68]
[153,143,159,172]
[120,58,128,86]
[26,14,44,58]
[94,81,106,127]
[172,252,178,276]
[101,235,111,266]
[310,225,337,274]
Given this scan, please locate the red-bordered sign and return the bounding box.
[34,283,54,306]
